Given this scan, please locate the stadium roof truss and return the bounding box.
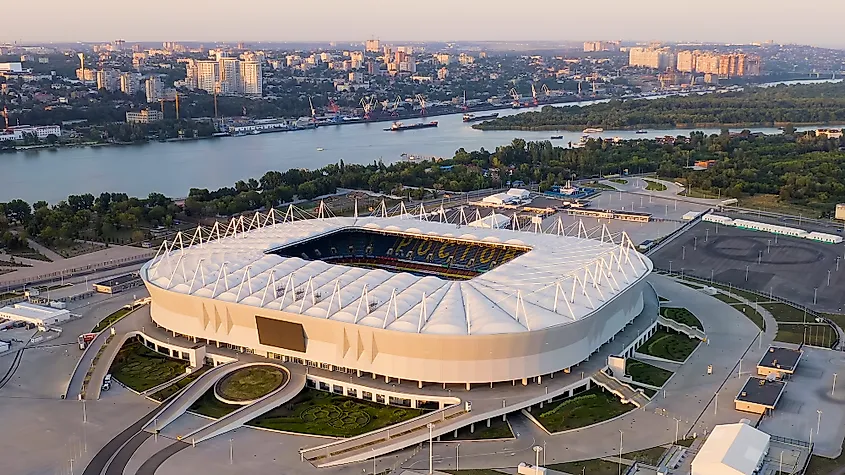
[145,201,650,336]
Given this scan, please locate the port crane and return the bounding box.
[415,94,427,116]
[309,96,317,123]
[390,95,402,116]
[461,91,469,111]
[328,99,340,114]
[360,96,377,120]
[1,107,8,129]
[509,88,521,107]
[157,92,181,120]
[531,83,538,106]
[542,84,552,98]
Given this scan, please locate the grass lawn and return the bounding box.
[441,418,513,441]
[762,303,810,322]
[0,291,23,300]
[679,281,702,289]
[217,365,285,401]
[609,178,628,184]
[775,323,837,348]
[624,446,668,466]
[248,388,426,438]
[150,366,211,401]
[92,307,132,332]
[587,181,617,190]
[626,359,673,387]
[643,179,667,191]
[675,437,696,447]
[738,194,823,218]
[549,459,621,475]
[732,304,766,331]
[822,313,845,334]
[660,307,703,330]
[109,341,189,392]
[712,293,740,305]
[534,387,634,433]
[190,387,240,418]
[639,330,700,362]
[47,241,107,258]
[6,245,50,262]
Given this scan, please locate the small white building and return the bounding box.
[507,188,530,201]
[691,422,770,475]
[0,302,72,327]
[482,192,517,206]
[682,211,704,221]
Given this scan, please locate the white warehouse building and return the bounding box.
[0,302,72,327]
[692,422,770,475]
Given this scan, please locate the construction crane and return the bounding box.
[360,96,377,120]
[542,84,552,97]
[509,88,521,108]
[531,83,538,106]
[1,107,8,129]
[415,94,427,116]
[577,80,583,96]
[461,91,469,111]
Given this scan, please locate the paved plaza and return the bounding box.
[650,220,845,311]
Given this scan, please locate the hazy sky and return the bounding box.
[5,0,844,47]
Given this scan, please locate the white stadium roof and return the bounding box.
[143,214,650,336]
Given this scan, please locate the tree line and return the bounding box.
[474,83,845,131]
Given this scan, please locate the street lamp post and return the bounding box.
[834,373,838,396]
[428,423,435,475]
[814,287,818,305]
[817,410,823,435]
[456,443,460,472]
[746,265,749,282]
[229,438,233,465]
[534,446,543,475]
[618,430,623,475]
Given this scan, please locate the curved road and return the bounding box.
[135,441,190,475]
[81,405,162,475]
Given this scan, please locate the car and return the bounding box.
[102,373,112,391]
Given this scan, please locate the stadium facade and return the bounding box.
[141,214,653,385]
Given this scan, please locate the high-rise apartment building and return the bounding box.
[365,39,380,53]
[695,53,721,74]
[435,53,451,65]
[196,60,219,94]
[96,69,121,91]
[145,76,163,103]
[218,57,240,94]
[583,41,621,52]
[676,50,697,73]
[120,72,140,95]
[183,59,198,90]
[239,61,262,95]
[628,47,674,70]
[718,54,761,78]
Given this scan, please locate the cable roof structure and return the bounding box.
[143,202,651,337]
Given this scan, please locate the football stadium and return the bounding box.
[141,212,653,385]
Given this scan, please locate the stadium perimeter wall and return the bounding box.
[143,277,652,385]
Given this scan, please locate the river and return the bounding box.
[1,80,841,203]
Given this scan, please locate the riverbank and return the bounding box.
[474,121,845,132]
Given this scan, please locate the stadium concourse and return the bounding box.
[141,208,652,386]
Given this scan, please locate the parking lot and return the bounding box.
[649,221,845,312]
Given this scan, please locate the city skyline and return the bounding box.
[3,0,845,48]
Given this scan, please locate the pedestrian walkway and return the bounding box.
[25,238,65,261]
[657,315,706,341]
[592,371,651,407]
[181,366,306,443]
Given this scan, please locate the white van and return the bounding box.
[102,373,112,391]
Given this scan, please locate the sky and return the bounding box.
[5,0,845,48]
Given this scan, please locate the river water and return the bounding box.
[1,80,840,203]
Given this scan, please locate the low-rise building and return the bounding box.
[735,377,786,415]
[126,109,163,124]
[93,273,143,293]
[815,128,843,139]
[0,124,62,141]
[757,346,802,379]
[691,421,770,475]
[0,302,72,327]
